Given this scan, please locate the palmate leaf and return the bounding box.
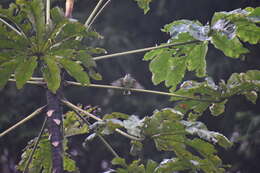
[140,109,231,172]
[211,32,249,58]
[59,58,90,85]
[42,56,61,93]
[17,0,45,45]
[134,0,153,14]
[144,21,208,91]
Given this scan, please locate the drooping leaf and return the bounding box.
[42,56,61,93]
[15,56,37,89]
[59,58,90,85]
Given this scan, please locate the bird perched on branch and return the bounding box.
[111,74,144,95]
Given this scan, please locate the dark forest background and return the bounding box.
[0,0,260,172]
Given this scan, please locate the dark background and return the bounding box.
[0,0,260,172]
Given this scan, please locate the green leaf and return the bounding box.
[145,48,187,91]
[209,100,227,116]
[0,60,17,88]
[22,0,45,44]
[163,20,210,41]
[103,112,129,120]
[123,115,143,137]
[15,56,37,89]
[64,154,78,172]
[236,20,260,44]
[186,42,208,77]
[134,0,153,14]
[146,160,158,173]
[63,111,89,137]
[243,91,258,104]
[43,56,61,93]
[211,32,249,58]
[59,58,90,85]
[130,140,143,156]
[112,157,127,167]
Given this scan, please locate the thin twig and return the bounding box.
[84,0,105,28]
[23,117,47,173]
[7,79,219,102]
[0,106,46,138]
[0,17,22,36]
[46,0,51,25]
[65,81,219,102]
[88,0,111,28]
[92,40,200,61]
[73,110,119,157]
[61,99,142,141]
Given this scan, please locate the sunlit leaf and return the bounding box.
[209,100,227,116]
[211,32,249,58]
[134,0,153,14]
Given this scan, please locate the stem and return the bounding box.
[7,79,220,102]
[88,0,111,28]
[23,117,47,173]
[46,89,63,173]
[0,106,46,138]
[93,40,200,61]
[84,0,104,28]
[61,99,143,141]
[0,17,22,36]
[73,110,119,157]
[98,135,119,157]
[65,81,219,102]
[46,0,51,25]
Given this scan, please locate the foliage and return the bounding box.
[0,0,103,92]
[0,1,260,173]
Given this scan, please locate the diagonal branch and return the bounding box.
[84,0,105,28]
[23,117,47,173]
[73,110,119,157]
[92,40,200,61]
[61,99,143,141]
[7,78,219,102]
[0,106,46,138]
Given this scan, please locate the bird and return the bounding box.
[111,74,144,95]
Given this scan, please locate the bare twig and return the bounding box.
[92,40,200,61]
[23,117,47,173]
[88,0,111,28]
[0,106,46,138]
[73,110,119,157]
[84,0,105,28]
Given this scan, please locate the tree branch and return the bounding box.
[7,78,219,102]
[0,106,46,138]
[92,40,200,61]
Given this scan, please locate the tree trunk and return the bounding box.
[46,89,63,173]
